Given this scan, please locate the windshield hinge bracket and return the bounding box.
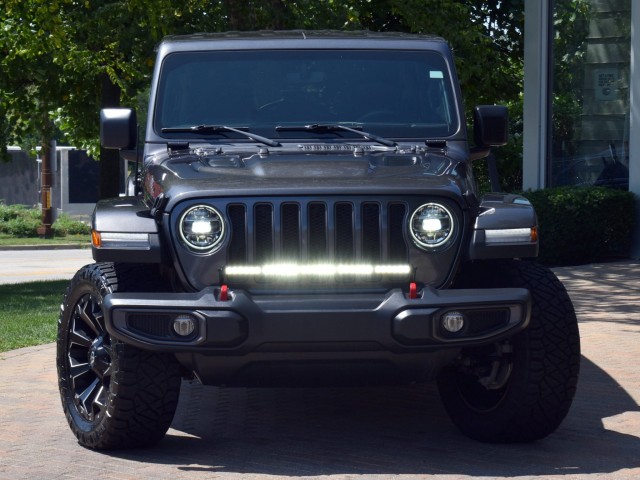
[167,142,189,153]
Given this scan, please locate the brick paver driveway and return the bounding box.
[1,261,639,479]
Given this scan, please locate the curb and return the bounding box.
[0,244,90,251]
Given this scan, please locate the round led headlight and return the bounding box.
[179,205,225,252]
[409,203,454,249]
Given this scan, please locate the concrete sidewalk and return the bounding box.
[1,261,639,479]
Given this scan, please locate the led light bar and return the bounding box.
[225,264,412,278]
[485,228,535,244]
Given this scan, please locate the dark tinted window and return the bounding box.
[155,49,458,139]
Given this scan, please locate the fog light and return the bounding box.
[442,311,465,333]
[173,315,196,337]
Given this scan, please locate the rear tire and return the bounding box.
[56,263,181,449]
[437,260,580,442]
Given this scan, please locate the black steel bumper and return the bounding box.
[104,286,530,385]
[104,286,530,351]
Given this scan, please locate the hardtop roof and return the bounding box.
[156,30,449,52]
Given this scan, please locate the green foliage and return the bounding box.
[1,1,526,152]
[391,0,524,108]
[0,203,89,238]
[3,216,41,237]
[0,202,26,222]
[0,203,41,237]
[522,186,635,266]
[0,0,594,197]
[51,213,91,236]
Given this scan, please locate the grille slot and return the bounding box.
[128,314,172,338]
[281,203,301,259]
[335,202,354,260]
[254,203,273,263]
[308,203,327,260]
[227,204,247,263]
[388,203,408,262]
[362,202,381,262]
[225,198,408,264]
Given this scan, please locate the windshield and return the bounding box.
[155,49,459,141]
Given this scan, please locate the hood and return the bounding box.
[142,146,467,210]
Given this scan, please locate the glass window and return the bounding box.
[550,0,630,190]
[154,49,459,140]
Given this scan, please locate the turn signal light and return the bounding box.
[91,230,101,247]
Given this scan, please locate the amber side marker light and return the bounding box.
[91,230,101,247]
[91,231,151,249]
[531,226,539,242]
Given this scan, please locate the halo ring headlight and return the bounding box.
[409,203,455,249]
[179,205,225,252]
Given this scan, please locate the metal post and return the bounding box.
[629,0,640,258]
[522,0,551,191]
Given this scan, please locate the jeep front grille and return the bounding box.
[226,199,408,264]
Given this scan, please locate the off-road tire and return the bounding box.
[57,262,181,450]
[437,259,580,442]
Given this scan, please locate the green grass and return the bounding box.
[0,233,91,247]
[0,280,69,353]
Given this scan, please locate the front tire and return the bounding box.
[437,260,580,442]
[56,263,181,449]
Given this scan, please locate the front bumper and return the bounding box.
[104,286,530,385]
[104,286,531,352]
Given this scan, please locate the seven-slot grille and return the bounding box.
[225,198,408,265]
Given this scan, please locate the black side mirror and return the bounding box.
[474,105,508,147]
[470,105,508,162]
[100,108,137,150]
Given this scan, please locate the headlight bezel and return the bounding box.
[409,202,455,250]
[178,204,226,252]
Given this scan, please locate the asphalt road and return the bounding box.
[0,248,93,284]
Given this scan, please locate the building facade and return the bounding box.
[523,0,639,255]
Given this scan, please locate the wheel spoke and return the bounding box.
[68,357,92,380]
[92,384,107,413]
[76,296,103,337]
[77,377,101,420]
[69,317,93,348]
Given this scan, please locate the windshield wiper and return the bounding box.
[276,123,397,148]
[161,125,281,147]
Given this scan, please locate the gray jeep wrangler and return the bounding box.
[56,31,580,450]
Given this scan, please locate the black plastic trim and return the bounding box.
[102,286,531,353]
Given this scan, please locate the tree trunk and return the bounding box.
[99,75,122,200]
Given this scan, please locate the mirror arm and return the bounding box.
[469,146,491,162]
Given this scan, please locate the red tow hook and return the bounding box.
[219,284,229,301]
[409,282,418,299]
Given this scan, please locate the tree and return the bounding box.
[2,0,529,200]
[0,1,72,235]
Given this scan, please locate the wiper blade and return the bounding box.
[161,125,281,147]
[276,123,397,148]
